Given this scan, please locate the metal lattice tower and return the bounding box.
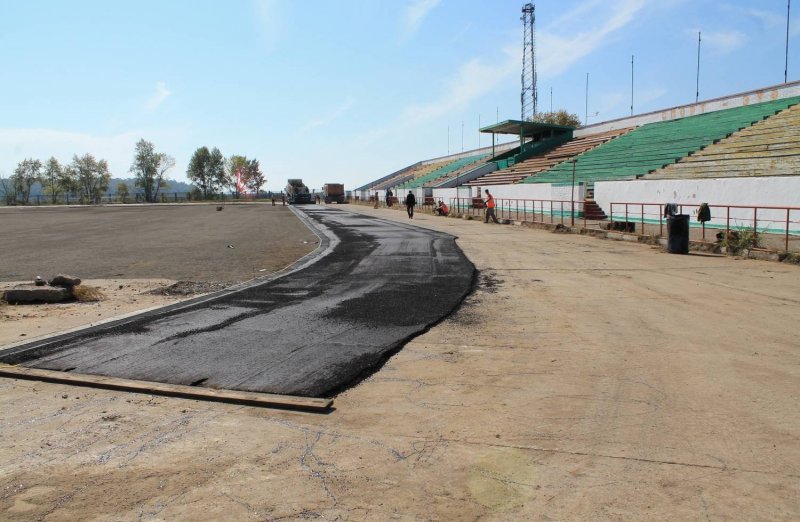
[521,3,538,121]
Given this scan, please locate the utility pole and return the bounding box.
[631,55,634,116]
[696,31,702,103]
[550,86,553,112]
[786,0,792,83]
[585,72,589,125]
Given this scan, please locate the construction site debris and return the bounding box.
[49,274,82,288]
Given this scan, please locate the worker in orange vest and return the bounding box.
[484,189,499,223]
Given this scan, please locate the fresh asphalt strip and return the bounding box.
[0,207,475,398]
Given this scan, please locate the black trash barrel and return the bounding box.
[667,214,690,254]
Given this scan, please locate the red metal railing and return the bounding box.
[449,198,586,227]
[609,202,800,252]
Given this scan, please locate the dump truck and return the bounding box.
[323,183,346,204]
[285,179,312,204]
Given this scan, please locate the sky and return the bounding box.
[1,0,798,191]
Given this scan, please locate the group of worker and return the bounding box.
[401,189,499,224]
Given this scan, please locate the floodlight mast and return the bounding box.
[521,3,538,127]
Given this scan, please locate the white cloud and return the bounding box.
[145,82,171,111]
[0,127,188,180]
[402,0,441,39]
[595,92,626,117]
[743,8,785,29]
[0,128,141,177]
[350,44,518,150]
[253,0,283,51]
[299,97,356,133]
[635,86,668,108]
[538,0,647,79]
[690,29,748,55]
[400,48,518,125]
[449,22,472,45]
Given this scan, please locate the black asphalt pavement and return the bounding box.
[0,208,475,397]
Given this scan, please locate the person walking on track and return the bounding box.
[405,191,416,219]
[484,189,499,223]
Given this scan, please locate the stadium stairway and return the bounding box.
[522,96,800,186]
[468,128,632,186]
[644,100,800,180]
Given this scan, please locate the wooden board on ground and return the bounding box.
[0,364,333,412]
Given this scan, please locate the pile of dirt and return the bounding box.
[147,281,229,296]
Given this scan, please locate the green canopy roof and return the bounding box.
[480,120,575,139]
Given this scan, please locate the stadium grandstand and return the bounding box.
[645,102,800,180]
[354,80,800,249]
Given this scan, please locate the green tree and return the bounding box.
[187,146,227,199]
[227,154,248,196]
[130,139,175,203]
[187,146,211,198]
[116,181,130,203]
[69,153,111,204]
[209,147,227,197]
[531,110,582,127]
[42,157,64,204]
[225,155,265,196]
[243,158,265,195]
[0,175,17,204]
[60,165,79,200]
[12,158,43,204]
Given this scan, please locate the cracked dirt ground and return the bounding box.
[2,204,799,520]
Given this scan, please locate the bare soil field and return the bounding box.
[0,203,317,346]
[0,203,318,281]
[1,204,799,520]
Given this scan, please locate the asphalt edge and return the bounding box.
[322,208,478,397]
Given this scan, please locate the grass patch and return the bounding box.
[780,252,800,265]
[72,285,106,302]
[718,229,763,255]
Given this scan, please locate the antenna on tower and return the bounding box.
[521,3,538,122]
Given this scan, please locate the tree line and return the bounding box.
[1,140,266,204]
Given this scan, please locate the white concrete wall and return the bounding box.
[432,188,458,202]
[434,183,585,215]
[594,176,800,232]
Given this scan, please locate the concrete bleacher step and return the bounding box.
[583,199,607,220]
[645,101,800,180]
[468,128,631,187]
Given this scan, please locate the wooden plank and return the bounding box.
[0,365,333,412]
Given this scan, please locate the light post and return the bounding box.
[571,159,577,226]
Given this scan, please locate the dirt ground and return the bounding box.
[0,203,318,281]
[0,203,317,347]
[1,203,799,520]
